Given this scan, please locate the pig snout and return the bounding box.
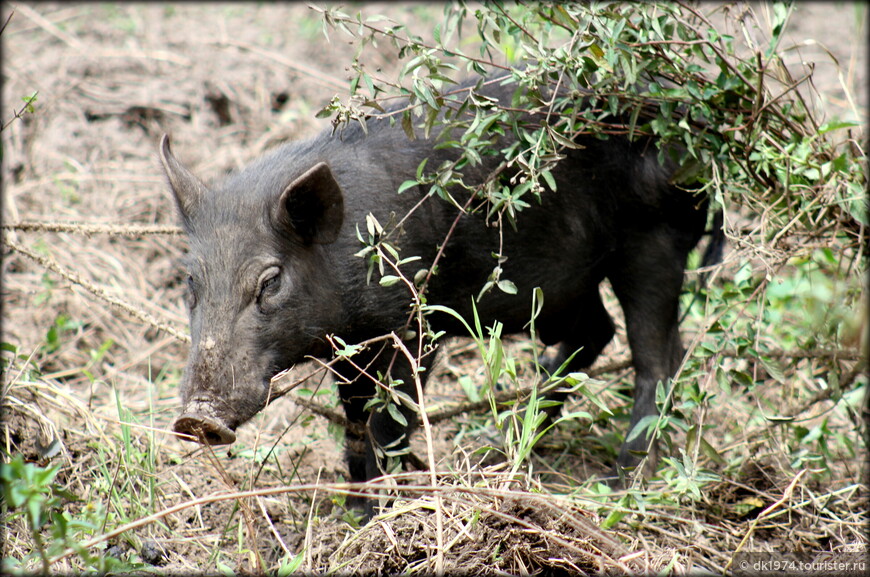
[172,400,237,445]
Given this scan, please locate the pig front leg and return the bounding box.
[332,341,436,518]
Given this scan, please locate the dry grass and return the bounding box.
[2,2,867,575]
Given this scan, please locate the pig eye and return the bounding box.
[186,274,198,309]
[256,267,282,306]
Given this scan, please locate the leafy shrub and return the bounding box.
[316,1,866,486]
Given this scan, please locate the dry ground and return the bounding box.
[1,2,867,575]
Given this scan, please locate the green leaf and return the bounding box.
[401,109,416,140]
[686,424,699,455]
[554,410,594,423]
[366,213,383,236]
[625,414,657,443]
[5,484,27,508]
[363,99,385,113]
[669,156,704,185]
[540,169,557,192]
[28,498,45,528]
[759,356,787,384]
[818,119,860,134]
[363,73,376,98]
[33,463,61,486]
[216,561,236,577]
[570,379,614,416]
[21,91,38,113]
[458,375,481,402]
[545,125,580,149]
[414,80,439,110]
[601,508,627,529]
[387,403,408,427]
[588,43,605,62]
[700,438,726,465]
[497,279,517,294]
[415,157,429,180]
[397,179,418,194]
[277,552,305,577]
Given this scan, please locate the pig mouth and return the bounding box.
[173,413,237,445]
[172,399,238,445]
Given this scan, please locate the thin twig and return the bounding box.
[391,333,445,575]
[13,3,83,50]
[1,90,38,132]
[726,469,808,572]
[0,8,14,36]
[215,39,346,91]
[3,221,183,236]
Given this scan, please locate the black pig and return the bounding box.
[161,76,711,510]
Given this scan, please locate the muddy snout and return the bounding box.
[173,403,237,445]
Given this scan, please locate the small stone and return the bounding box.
[105,544,126,559]
[140,540,168,566]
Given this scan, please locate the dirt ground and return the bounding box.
[1,2,867,575]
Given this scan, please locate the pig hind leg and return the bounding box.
[608,225,694,481]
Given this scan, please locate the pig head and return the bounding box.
[159,134,344,445]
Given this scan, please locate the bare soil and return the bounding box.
[2,2,866,575]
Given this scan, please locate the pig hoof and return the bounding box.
[173,414,236,445]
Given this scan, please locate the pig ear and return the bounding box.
[159,134,209,222]
[275,162,344,244]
